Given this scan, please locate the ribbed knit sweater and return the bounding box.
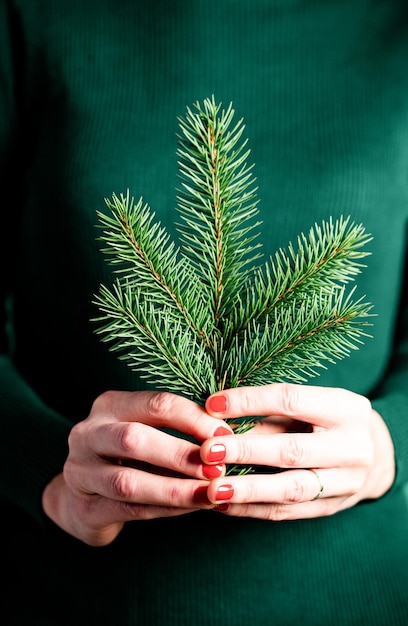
[1,1,408,624]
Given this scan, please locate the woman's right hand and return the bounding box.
[42,390,231,546]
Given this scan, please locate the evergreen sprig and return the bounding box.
[93,97,373,408]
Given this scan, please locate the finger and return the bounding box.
[70,421,226,481]
[206,383,371,428]
[76,495,200,535]
[213,499,341,521]
[93,390,233,441]
[78,461,214,509]
[116,458,226,482]
[206,467,366,505]
[91,421,202,472]
[114,502,200,522]
[200,427,372,469]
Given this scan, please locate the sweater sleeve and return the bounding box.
[371,270,408,492]
[0,0,72,526]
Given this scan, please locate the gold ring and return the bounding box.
[309,469,324,501]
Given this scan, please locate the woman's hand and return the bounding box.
[200,384,395,520]
[42,390,232,546]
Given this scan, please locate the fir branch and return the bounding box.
[176,97,262,326]
[93,97,373,412]
[225,287,372,388]
[261,216,371,302]
[227,215,372,337]
[94,282,217,400]
[96,191,214,346]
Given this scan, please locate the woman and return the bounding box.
[1,1,407,624]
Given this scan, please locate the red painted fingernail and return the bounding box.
[202,464,223,479]
[215,484,234,501]
[214,503,230,512]
[214,426,233,437]
[207,443,226,463]
[193,485,211,505]
[207,395,227,413]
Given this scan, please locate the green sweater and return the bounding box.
[1,1,408,624]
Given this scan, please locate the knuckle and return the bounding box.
[118,422,151,460]
[278,384,301,417]
[90,389,118,414]
[126,504,183,521]
[228,502,293,522]
[121,502,148,520]
[284,477,305,503]
[239,387,255,416]
[67,419,89,451]
[280,436,305,467]
[67,423,80,451]
[268,503,291,521]
[236,438,252,465]
[145,391,177,422]
[233,502,252,518]
[110,469,138,500]
[166,482,183,505]
[172,443,193,472]
[62,457,76,489]
[187,410,207,436]
[119,422,145,456]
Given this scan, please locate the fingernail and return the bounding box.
[214,426,233,437]
[202,464,223,479]
[207,395,227,413]
[215,484,234,501]
[214,503,230,512]
[207,443,226,463]
[193,485,211,505]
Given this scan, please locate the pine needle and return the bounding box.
[93,97,373,425]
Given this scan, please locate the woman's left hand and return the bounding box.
[200,384,395,520]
